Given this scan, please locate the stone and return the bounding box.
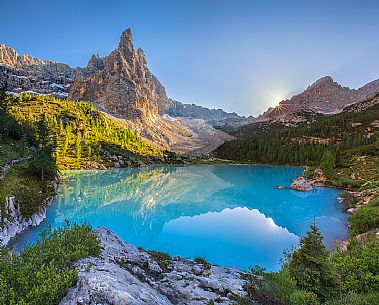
[60,227,247,305]
[138,161,147,168]
[314,168,323,175]
[347,208,355,214]
[291,176,313,192]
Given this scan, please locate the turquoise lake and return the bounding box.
[12,164,348,271]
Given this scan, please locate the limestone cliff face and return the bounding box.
[0,44,76,99]
[257,76,379,124]
[69,29,171,120]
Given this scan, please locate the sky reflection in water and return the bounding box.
[12,165,348,271]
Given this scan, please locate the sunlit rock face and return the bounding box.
[0,44,76,99]
[68,29,234,153]
[257,76,379,124]
[69,28,171,120]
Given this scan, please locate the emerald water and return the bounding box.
[12,165,348,271]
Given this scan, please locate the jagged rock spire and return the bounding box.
[118,28,134,59]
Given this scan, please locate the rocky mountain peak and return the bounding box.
[86,54,104,74]
[305,76,344,95]
[118,28,134,59]
[311,76,334,86]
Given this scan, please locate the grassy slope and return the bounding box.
[7,95,163,170]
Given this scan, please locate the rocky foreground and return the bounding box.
[60,227,249,305]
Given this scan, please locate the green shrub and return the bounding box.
[331,236,379,294]
[0,222,100,305]
[324,292,379,305]
[339,191,358,208]
[329,177,363,189]
[349,205,379,236]
[260,268,297,302]
[194,257,211,270]
[289,290,320,305]
[144,249,171,272]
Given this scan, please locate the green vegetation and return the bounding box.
[194,256,211,270]
[244,224,379,305]
[0,91,57,225]
[214,100,379,166]
[0,222,100,305]
[287,222,339,301]
[6,93,162,170]
[142,249,171,272]
[320,150,335,178]
[0,162,55,221]
[349,198,379,235]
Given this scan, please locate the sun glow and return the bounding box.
[271,93,287,107]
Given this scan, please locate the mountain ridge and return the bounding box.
[256,75,379,124]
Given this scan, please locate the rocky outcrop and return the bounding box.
[291,177,313,192]
[257,76,379,124]
[0,196,46,246]
[69,28,171,120]
[60,227,248,305]
[0,44,76,99]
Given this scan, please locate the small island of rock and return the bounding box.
[291,176,313,192]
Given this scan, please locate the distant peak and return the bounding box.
[312,76,335,86]
[118,28,134,58]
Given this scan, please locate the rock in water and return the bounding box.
[60,227,247,305]
[291,176,313,192]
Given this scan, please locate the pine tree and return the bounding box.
[287,221,340,301]
[75,130,82,162]
[320,150,335,178]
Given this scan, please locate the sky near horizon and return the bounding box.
[1,0,379,116]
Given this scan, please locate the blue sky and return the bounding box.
[1,0,379,116]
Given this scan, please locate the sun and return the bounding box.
[271,93,286,107]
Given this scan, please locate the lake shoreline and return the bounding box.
[11,164,348,271]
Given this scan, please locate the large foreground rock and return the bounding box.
[60,227,248,305]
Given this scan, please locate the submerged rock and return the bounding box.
[60,227,247,305]
[291,176,313,192]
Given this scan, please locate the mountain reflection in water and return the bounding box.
[12,165,348,271]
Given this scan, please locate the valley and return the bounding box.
[0,19,378,305]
